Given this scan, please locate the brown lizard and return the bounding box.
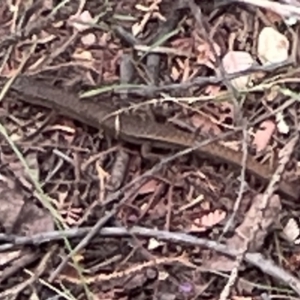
[4,76,299,200]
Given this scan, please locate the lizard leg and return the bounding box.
[141,143,162,161]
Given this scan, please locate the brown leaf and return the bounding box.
[282,218,300,244]
[258,27,289,65]
[276,112,289,134]
[137,179,160,195]
[5,152,40,190]
[236,278,255,294]
[81,33,96,46]
[222,51,254,89]
[64,207,82,226]
[12,202,54,236]
[188,210,226,233]
[59,254,85,279]
[68,10,93,32]
[200,209,226,228]
[229,194,281,251]
[253,120,276,152]
[206,255,237,272]
[203,194,281,271]
[0,180,24,233]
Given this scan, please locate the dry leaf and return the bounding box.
[282,218,300,244]
[200,209,226,227]
[64,207,82,226]
[284,16,298,25]
[203,194,281,271]
[222,51,255,90]
[148,238,164,250]
[12,202,54,236]
[236,278,255,294]
[189,209,226,232]
[137,179,160,195]
[276,112,290,134]
[73,49,93,61]
[81,33,96,46]
[158,271,169,281]
[59,254,85,279]
[0,180,24,232]
[188,221,206,232]
[252,120,276,152]
[230,194,281,251]
[258,27,289,65]
[7,152,40,190]
[206,254,237,272]
[69,10,93,32]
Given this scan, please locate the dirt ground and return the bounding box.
[1,0,300,299]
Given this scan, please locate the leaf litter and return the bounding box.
[1,0,300,299]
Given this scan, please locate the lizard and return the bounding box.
[3,75,299,201]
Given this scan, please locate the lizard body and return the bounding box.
[5,76,299,200]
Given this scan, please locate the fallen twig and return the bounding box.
[1,225,300,295]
